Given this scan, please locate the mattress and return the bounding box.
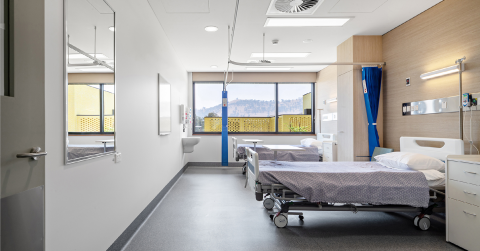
[237,144,320,162]
[257,160,430,208]
[427,178,445,187]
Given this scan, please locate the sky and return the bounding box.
[195,83,311,109]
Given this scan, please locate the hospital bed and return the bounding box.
[68,144,115,159]
[245,137,463,230]
[233,133,336,174]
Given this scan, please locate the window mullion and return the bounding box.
[275,83,278,133]
[100,84,104,134]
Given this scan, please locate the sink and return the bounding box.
[182,137,201,153]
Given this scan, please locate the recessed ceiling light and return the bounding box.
[264,18,351,27]
[250,52,310,58]
[211,65,218,68]
[303,39,313,43]
[109,26,115,31]
[205,26,218,32]
[246,67,292,71]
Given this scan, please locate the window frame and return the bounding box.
[192,81,315,135]
[68,83,115,135]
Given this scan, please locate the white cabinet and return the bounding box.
[322,141,337,162]
[446,156,480,251]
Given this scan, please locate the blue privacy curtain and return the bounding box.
[362,67,383,160]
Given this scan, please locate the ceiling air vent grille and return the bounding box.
[266,0,324,15]
[275,0,319,13]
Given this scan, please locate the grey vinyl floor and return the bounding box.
[123,167,463,251]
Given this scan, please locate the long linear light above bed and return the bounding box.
[264,18,351,27]
[420,64,464,80]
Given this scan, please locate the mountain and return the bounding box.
[196,98,304,118]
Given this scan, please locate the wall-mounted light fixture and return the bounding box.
[420,57,466,140]
[420,63,464,80]
[323,97,337,104]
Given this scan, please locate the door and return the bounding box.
[1,0,46,250]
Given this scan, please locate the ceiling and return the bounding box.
[67,0,115,73]
[147,0,442,72]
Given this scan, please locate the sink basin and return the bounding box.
[182,137,201,153]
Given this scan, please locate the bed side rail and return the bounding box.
[246,147,259,181]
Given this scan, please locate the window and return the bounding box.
[193,82,314,134]
[68,83,115,134]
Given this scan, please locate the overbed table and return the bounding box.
[263,145,305,161]
[95,139,115,153]
[242,139,263,151]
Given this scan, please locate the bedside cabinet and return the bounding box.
[446,155,480,251]
[322,141,337,162]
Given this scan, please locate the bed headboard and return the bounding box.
[400,137,464,161]
[232,137,238,158]
[317,133,336,142]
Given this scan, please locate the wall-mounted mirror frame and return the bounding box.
[159,74,171,135]
[64,0,116,164]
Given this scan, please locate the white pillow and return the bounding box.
[300,138,316,147]
[374,152,445,171]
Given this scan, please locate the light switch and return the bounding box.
[442,102,447,109]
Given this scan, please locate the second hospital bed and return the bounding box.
[245,137,463,229]
[233,133,335,163]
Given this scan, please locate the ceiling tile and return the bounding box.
[161,0,210,13]
[329,0,388,13]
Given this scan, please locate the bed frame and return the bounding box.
[245,137,464,229]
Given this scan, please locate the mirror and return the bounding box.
[159,75,171,135]
[65,0,115,163]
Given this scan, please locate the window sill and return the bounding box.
[69,134,114,136]
[192,133,316,136]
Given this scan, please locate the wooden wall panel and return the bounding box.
[383,0,480,153]
[68,73,114,84]
[337,35,383,161]
[316,65,338,134]
[337,37,353,76]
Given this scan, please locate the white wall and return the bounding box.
[316,65,338,135]
[45,1,190,250]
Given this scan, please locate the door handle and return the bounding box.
[16,147,47,160]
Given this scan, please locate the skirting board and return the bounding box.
[106,161,242,250]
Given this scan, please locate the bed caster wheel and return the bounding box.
[269,215,274,220]
[263,198,274,210]
[417,216,431,231]
[274,214,288,228]
[413,216,419,227]
[299,215,304,221]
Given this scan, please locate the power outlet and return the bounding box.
[114,152,122,163]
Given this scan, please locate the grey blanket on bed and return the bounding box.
[258,161,430,208]
[238,144,320,162]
